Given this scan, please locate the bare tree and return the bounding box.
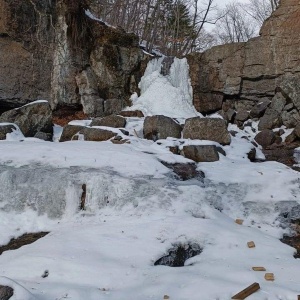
[214,1,257,44]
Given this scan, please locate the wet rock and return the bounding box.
[254,129,276,149]
[247,148,257,162]
[90,115,126,128]
[0,285,13,300]
[144,115,182,141]
[160,162,205,181]
[59,125,85,142]
[77,127,117,142]
[183,117,231,145]
[154,243,202,267]
[182,145,219,162]
[0,124,16,140]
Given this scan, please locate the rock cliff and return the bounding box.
[187,0,300,115]
[0,0,143,116]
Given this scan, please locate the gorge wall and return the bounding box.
[188,0,300,119]
[0,0,144,116]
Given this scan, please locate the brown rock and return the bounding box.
[0,285,14,300]
[254,130,276,149]
[59,125,85,142]
[183,117,231,145]
[77,127,117,142]
[90,115,126,128]
[0,123,16,140]
[119,110,144,118]
[182,145,219,162]
[143,115,182,141]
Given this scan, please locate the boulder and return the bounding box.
[0,124,16,140]
[59,125,85,142]
[281,109,300,128]
[0,285,14,300]
[270,92,286,113]
[90,115,126,128]
[34,131,52,141]
[254,129,276,149]
[119,110,144,118]
[285,123,300,143]
[182,145,219,162]
[258,108,281,130]
[249,99,270,118]
[76,127,117,141]
[160,162,205,181]
[143,115,182,141]
[183,117,231,145]
[0,101,53,137]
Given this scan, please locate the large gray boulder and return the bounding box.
[59,125,85,142]
[182,145,219,162]
[143,115,182,141]
[0,124,17,140]
[0,101,52,137]
[183,117,231,145]
[90,115,126,128]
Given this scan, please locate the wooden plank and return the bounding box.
[264,273,275,281]
[232,282,260,299]
[247,241,256,248]
[235,219,244,225]
[252,267,266,271]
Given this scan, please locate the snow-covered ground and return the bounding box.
[0,58,300,300]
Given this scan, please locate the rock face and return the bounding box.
[143,115,182,141]
[0,0,143,117]
[187,0,300,119]
[0,101,53,137]
[183,117,231,145]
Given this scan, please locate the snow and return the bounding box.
[0,60,300,300]
[85,9,115,28]
[126,58,200,119]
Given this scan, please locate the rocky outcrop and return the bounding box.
[0,101,53,137]
[0,0,143,117]
[183,117,231,145]
[187,0,300,117]
[143,115,182,141]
